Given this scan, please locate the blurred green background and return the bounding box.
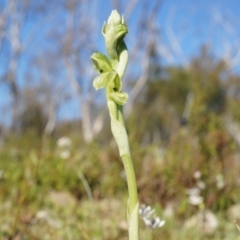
[1,0,240,239]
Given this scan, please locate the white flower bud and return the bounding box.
[107,10,121,26]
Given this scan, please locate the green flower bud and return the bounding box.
[102,10,128,63]
[102,20,128,44]
[107,10,122,26]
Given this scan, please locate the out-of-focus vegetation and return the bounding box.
[1,47,240,239]
[1,0,240,239]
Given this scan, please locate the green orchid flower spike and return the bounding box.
[91,10,139,240]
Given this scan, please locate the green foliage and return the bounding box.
[147,66,191,116]
[189,47,226,135]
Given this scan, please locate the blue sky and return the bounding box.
[0,0,240,127]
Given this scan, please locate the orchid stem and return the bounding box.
[91,10,139,240]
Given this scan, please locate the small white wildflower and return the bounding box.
[200,210,218,234]
[139,205,165,229]
[186,187,203,206]
[57,137,72,148]
[151,217,165,228]
[184,210,218,235]
[139,205,155,219]
[143,216,165,229]
[193,171,201,179]
[188,195,203,206]
[142,217,152,227]
[186,187,200,196]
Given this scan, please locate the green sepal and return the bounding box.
[110,92,128,105]
[91,52,112,73]
[114,24,128,39]
[93,72,112,90]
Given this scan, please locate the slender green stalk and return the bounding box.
[91,10,139,240]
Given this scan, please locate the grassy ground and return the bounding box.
[1,196,240,240]
[0,133,240,240]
